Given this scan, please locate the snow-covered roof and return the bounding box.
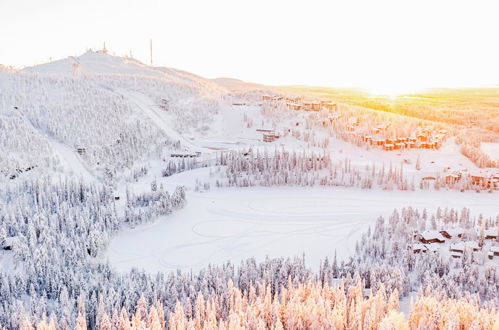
[425,243,441,252]
[411,243,427,251]
[490,246,499,253]
[465,241,479,250]
[442,227,464,237]
[421,231,445,241]
[450,243,464,251]
[485,228,498,236]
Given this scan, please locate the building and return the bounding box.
[289,103,303,111]
[383,143,394,151]
[263,133,280,143]
[411,243,427,254]
[420,231,445,244]
[323,102,337,111]
[440,227,464,239]
[449,243,464,253]
[170,153,198,158]
[77,147,86,155]
[485,228,498,240]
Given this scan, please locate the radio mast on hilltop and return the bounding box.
[150,39,153,66]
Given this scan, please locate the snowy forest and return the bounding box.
[0,50,498,329]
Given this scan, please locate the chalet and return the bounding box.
[485,228,498,240]
[394,143,405,150]
[488,251,494,260]
[77,147,86,155]
[440,228,464,239]
[262,95,274,101]
[323,102,337,111]
[470,174,485,185]
[411,243,427,254]
[256,129,274,133]
[383,144,394,151]
[420,231,445,244]
[302,101,320,111]
[417,134,427,142]
[263,133,280,143]
[405,141,416,148]
[450,243,464,253]
[362,136,373,143]
[289,103,302,111]
[170,153,198,158]
[490,246,499,257]
[374,139,385,146]
[451,252,462,259]
[422,176,437,181]
[445,170,462,185]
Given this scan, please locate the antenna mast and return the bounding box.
[150,39,153,66]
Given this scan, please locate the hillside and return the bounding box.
[0,51,228,180]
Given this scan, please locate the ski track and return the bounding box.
[117,89,206,153]
[16,109,96,181]
[106,187,499,274]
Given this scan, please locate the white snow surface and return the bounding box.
[480,142,499,161]
[106,186,499,274]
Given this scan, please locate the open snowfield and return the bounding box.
[480,142,499,160]
[106,186,498,274]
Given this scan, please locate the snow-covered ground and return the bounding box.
[480,142,499,160]
[106,186,498,274]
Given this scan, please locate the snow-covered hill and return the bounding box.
[0,51,230,180]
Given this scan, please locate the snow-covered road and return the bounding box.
[106,186,498,274]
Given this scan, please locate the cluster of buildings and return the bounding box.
[443,168,499,189]
[261,95,337,112]
[256,129,281,143]
[410,228,498,261]
[362,129,448,151]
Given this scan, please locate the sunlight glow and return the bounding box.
[366,85,421,98]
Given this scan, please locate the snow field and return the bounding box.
[106,186,499,274]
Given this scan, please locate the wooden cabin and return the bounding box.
[263,133,280,143]
[170,153,198,158]
[419,231,445,244]
[77,147,86,155]
[411,243,427,254]
[384,143,394,151]
[485,228,498,240]
[323,102,337,111]
[450,243,464,253]
[440,228,464,239]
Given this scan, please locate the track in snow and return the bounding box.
[106,187,499,274]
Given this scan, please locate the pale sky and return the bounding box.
[1,0,498,92]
